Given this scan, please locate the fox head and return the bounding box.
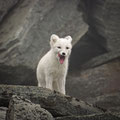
[50,34,72,64]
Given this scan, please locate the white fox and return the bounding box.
[36,34,72,94]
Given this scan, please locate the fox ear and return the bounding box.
[65,36,72,43]
[50,34,59,46]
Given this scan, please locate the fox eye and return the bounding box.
[57,46,61,49]
[66,47,69,49]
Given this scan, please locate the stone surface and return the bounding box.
[81,0,120,51]
[0,107,7,120]
[0,85,102,117]
[70,0,120,71]
[0,1,120,118]
[6,95,53,120]
[56,113,120,120]
[67,59,120,104]
[0,0,88,85]
[81,49,120,70]
[69,32,107,71]
[0,0,19,22]
[93,92,120,113]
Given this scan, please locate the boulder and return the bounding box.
[0,0,88,85]
[6,95,53,120]
[0,85,102,117]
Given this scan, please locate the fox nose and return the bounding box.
[62,52,66,56]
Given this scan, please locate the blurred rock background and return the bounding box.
[0,0,120,114]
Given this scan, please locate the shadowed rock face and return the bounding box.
[69,0,120,71]
[80,0,120,51]
[67,0,120,113]
[0,0,20,22]
[0,64,37,86]
[67,58,120,113]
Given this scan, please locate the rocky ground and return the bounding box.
[0,0,120,119]
[0,85,120,120]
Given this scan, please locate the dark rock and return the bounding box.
[93,92,120,113]
[0,85,102,117]
[70,0,120,71]
[0,0,88,85]
[0,0,19,22]
[81,0,120,51]
[69,32,107,71]
[56,113,120,120]
[0,107,7,120]
[6,95,53,120]
[115,113,120,118]
[0,64,37,86]
[69,0,120,71]
[67,59,120,104]
[82,49,120,70]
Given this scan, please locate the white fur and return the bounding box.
[36,34,72,94]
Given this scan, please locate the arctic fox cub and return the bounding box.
[36,34,72,94]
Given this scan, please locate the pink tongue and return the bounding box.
[60,58,64,64]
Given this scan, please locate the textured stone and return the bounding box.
[0,85,102,117]
[82,49,120,70]
[81,0,120,51]
[67,59,120,104]
[0,0,19,22]
[69,0,120,71]
[56,113,120,120]
[69,32,107,71]
[6,95,53,120]
[93,92,120,113]
[0,107,7,120]
[0,0,88,85]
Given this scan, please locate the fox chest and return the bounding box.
[46,65,67,78]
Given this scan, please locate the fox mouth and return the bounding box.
[58,53,65,64]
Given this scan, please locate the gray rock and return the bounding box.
[82,49,120,70]
[0,107,7,120]
[68,0,120,71]
[6,95,53,120]
[67,58,120,105]
[69,32,107,71]
[69,0,120,72]
[0,0,88,85]
[56,113,120,120]
[0,0,19,22]
[0,85,102,117]
[93,92,120,113]
[81,0,120,51]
